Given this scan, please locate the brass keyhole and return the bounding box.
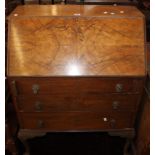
[115,84,123,92]
[32,84,40,94]
[35,101,43,111]
[112,101,119,110]
[110,119,116,128]
[37,120,44,128]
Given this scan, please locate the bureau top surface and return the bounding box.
[9,5,143,17]
[7,5,146,77]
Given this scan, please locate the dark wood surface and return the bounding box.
[135,78,150,155]
[135,43,150,155]
[9,77,144,95]
[17,94,140,112]
[20,111,134,130]
[5,80,19,155]
[135,89,150,155]
[8,77,144,134]
[7,5,145,76]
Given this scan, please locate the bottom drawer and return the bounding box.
[19,112,134,131]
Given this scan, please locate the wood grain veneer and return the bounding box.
[7,5,146,76]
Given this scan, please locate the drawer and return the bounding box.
[80,93,140,112]
[20,112,133,131]
[17,94,76,112]
[9,78,78,95]
[9,77,144,96]
[17,94,140,112]
[78,78,144,93]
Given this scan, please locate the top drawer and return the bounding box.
[9,77,144,95]
[78,78,144,94]
[10,78,77,95]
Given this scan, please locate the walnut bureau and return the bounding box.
[7,5,146,155]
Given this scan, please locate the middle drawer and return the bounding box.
[17,94,140,112]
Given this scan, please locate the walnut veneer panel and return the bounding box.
[7,5,145,76]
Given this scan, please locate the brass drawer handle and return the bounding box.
[37,120,44,128]
[35,101,43,111]
[110,119,116,128]
[32,84,40,94]
[115,84,123,92]
[112,101,119,110]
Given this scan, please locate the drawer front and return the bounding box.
[17,94,76,112]
[80,94,140,112]
[17,94,140,112]
[78,78,143,93]
[9,78,144,96]
[20,112,133,131]
[10,78,78,95]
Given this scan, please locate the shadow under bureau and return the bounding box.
[7,5,146,155]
